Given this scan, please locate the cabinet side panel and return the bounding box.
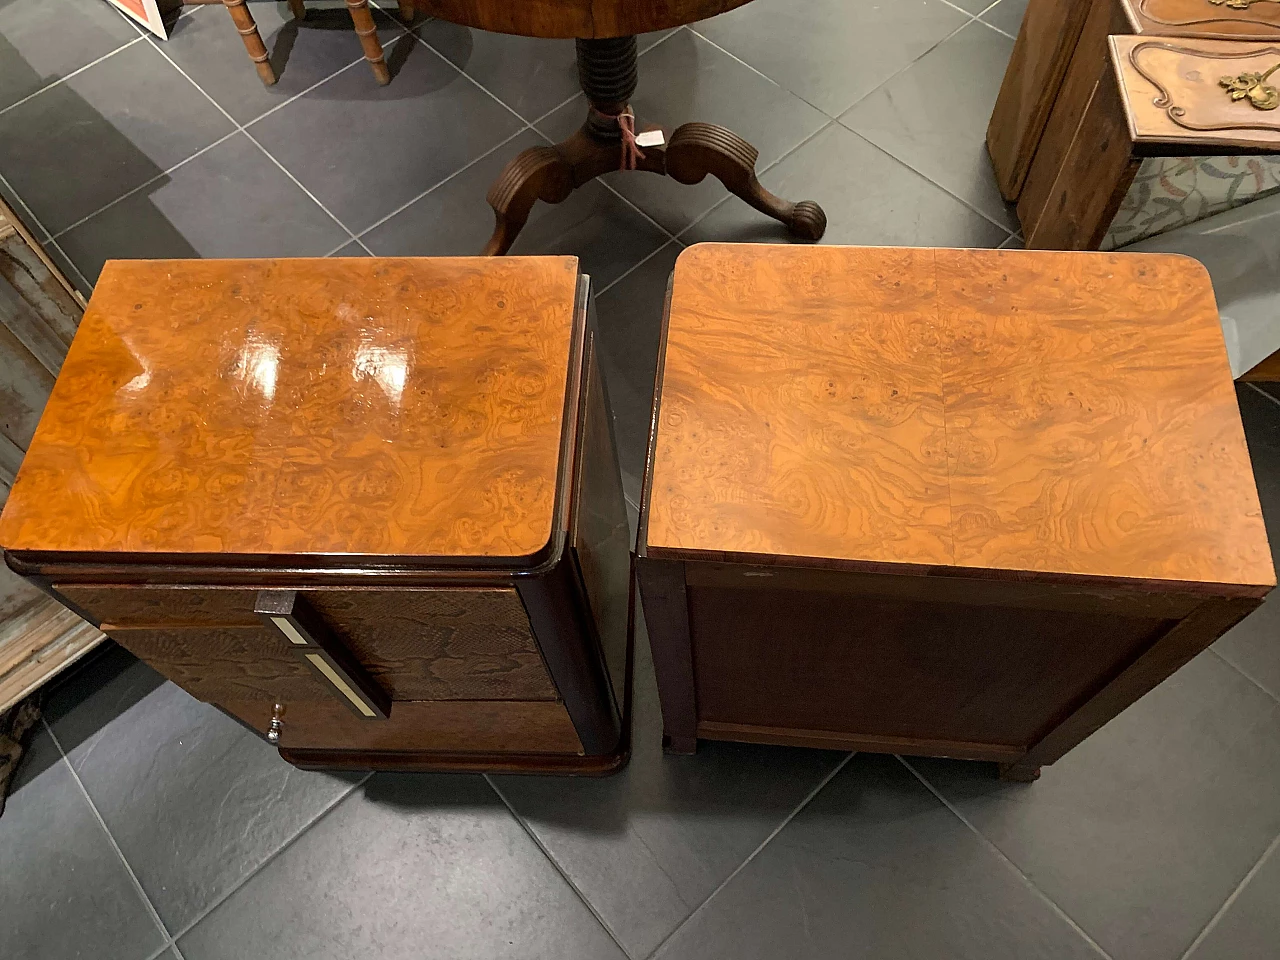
[571,329,632,712]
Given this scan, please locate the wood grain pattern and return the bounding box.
[103,624,336,703]
[685,562,1173,748]
[650,245,954,568]
[55,584,261,626]
[306,589,557,701]
[1125,0,1280,37]
[1115,36,1280,146]
[986,0,1094,201]
[0,257,581,562]
[226,697,584,753]
[1017,0,1133,243]
[407,0,754,38]
[646,244,1274,592]
[1021,56,1139,248]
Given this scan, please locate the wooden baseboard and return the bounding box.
[0,599,105,713]
[695,720,1025,763]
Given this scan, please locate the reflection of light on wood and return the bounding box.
[352,341,409,412]
[235,336,279,401]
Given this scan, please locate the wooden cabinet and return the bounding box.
[637,244,1274,780]
[0,256,632,774]
[987,0,1280,204]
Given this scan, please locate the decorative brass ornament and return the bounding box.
[1220,62,1280,110]
[1208,0,1278,10]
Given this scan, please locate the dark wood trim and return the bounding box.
[682,560,1203,619]
[642,546,1271,600]
[254,590,391,720]
[517,553,621,756]
[696,720,1026,763]
[279,741,629,776]
[1002,595,1261,779]
[636,272,675,559]
[635,556,697,754]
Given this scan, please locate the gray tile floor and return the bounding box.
[1,1,1279,958]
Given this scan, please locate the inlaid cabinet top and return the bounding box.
[644,244,1274,591]
[0,257,582,562]
[1124,0,1280,38]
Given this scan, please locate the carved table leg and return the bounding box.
[345,0,390,85]
[478,34,827,255]
[666,123,826,240]
[287,0,305,20]
[222,0,276,86]
[483,148,575,256]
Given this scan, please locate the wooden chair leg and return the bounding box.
[221,0,276,86]
[397,0,415,21]
[288,0,306,20]
[345,0,391,85]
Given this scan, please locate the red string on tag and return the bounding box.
[590,106,645,170]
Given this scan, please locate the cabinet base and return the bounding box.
[279,742,630,776]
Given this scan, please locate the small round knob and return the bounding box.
[267,703,285,744]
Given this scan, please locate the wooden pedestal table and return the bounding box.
[987,0,1280,202]
[1019,35,1280,249]
[636,243,1274,781]
[410,0,827,254]
[0,256,634,775]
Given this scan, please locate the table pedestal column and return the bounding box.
[481,36,826,255]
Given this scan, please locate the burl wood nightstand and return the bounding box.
[0,256,633,775]
[636,243,1274,781]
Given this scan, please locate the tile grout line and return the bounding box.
[49,128,244,240]
[41,717,178,953]
[0,168,52,242]
[898,755,1115,960]
[353,124,534,242]
[160,771,376,949]
[1179,829,1280,960]
[645,751,856,960]
[1247,381,1280,411]
[485,774,638,960]
[141,32,373,249]
[1210,647,1280,705]
[834,121,1016,238]
[0,34,148,119]
[44,237,96,296]
[596,239,681,298]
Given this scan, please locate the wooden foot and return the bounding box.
[345,0,390,85]
[998,761,1041,782]
[666,123,826,241]
[663,733,697,755]
[397,0,415,20]
[221,0,276,86]
[482,147,575,256]
[287,0,305,20]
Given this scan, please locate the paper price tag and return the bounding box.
[635,130,666,148]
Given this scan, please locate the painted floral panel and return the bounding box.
[1103,154,1280,250]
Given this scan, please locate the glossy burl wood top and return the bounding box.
[644,244,1274,591]
[0,257,582,562]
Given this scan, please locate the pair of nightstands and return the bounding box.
[1,246,1271,780]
